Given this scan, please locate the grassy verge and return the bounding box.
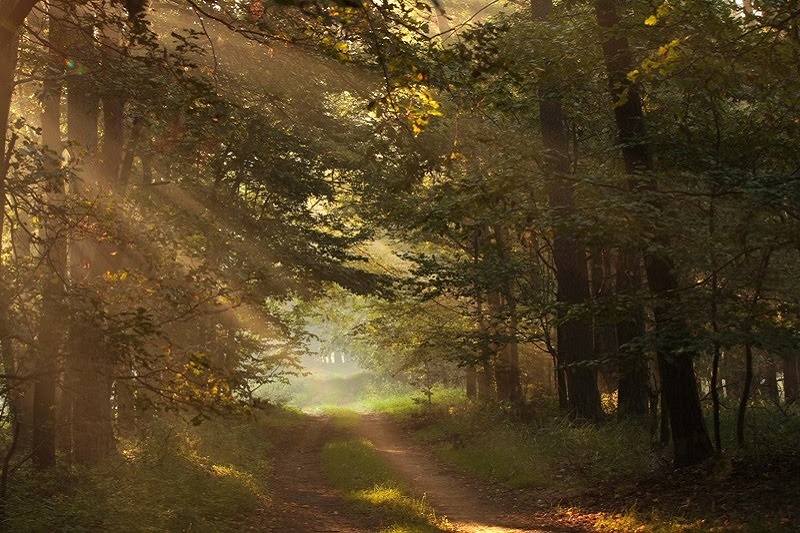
[320,411,454,533]
[372,391,800,532]
[3,409,304,532]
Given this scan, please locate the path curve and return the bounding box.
[352,414,571,533]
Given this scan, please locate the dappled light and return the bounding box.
[2,0,800,531]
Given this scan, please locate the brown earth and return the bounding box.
[259,413,579,533]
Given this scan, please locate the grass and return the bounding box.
[380,395,657,490]
[370,390,800,532]
[320,411,453,533]
[3,409,304,532]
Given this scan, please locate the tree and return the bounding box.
[592,0,714,466]
[530,0,602,420]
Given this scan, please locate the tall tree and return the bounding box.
[593,0,713,466]
[530,0,601,420]
[31,1,69,470]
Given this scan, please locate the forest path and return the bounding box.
[259,414,386,532]
[351,413,566,533]
[263,412,575,533]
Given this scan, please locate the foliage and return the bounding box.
[1,413,286,531]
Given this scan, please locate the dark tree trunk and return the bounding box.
[119,115,143,187]
[658,380,670,445]
[615,250,649,416]
[593,0,713,466]
[736,343,754,447]
[783,350,799,403]
[478,360,494,401]
[70,318,116,464]
[101,94,125,183]
[64,9,117,463]
[0,9,20,147]
[480,224,523,405]
[465,365,477,400]
[556,360,568,409]
[711,343,722,453]
[591,248,619,399]
[531,0,601,420]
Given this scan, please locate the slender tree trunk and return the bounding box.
[556,362,568,408]
[593,0,713,466]
[710,343,722,453]
[488,290,522,404]
[32,3,67,470]
[465,365,477,400]
[531,0,601,420]
[478,360,493,401]
[491,226,523,405]
[101,95,125,183]
[119,115,143,187]
[737,343,754,447]
[0,32,24,471]
[783,350,799,403]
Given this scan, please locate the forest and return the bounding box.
[0,0,799,531]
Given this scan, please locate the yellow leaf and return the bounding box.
[644,14,658,26]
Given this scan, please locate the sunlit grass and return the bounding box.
[3,413,290,532]
[363,386,466,419]
[314,405,362,428]
[321,424,453,533]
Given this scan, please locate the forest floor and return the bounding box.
[262,413,573,532]
[253,411,800,532]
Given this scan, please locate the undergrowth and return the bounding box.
[3,409,302,532]
[373,390,800,532]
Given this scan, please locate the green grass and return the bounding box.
[3,410,303,532]
[370,390,799,532]
[320,412,453,533]
[416,406,655,489]
[362,386,467,420]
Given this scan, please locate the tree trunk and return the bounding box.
[101,94,125,184]
[783,350,799,403]
[615,250,649,416]
[465,365,477,400]
[31,2,68,470]
[539,99,601,420]
[478,360,494,401]
[531,0,601,420]
[488,290,522,404]
[762,359,779,404]
[736,342,754,447]
[593,0,713,466]
[70,319,116,463]
[64,6,117,463]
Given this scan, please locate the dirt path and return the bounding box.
[261,415,388,532]
[352,414,568,533]
[263,412,574,533]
